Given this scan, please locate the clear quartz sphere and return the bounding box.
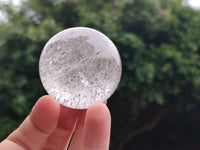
[39,27,122,109]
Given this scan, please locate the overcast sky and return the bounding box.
[189,0,200,7]
[0,0,20,5]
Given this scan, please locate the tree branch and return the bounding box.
[119,106,145,135]
[116,110,164,150]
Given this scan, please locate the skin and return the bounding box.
[0,95,111,150]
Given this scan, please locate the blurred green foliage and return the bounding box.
[1,0,200,149]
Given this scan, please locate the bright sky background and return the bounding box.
[189,0,200,8]
[13,0,21,5]
[0,0,21,5]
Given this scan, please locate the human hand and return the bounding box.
[0,95,111,150]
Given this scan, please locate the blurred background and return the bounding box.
[1,0,200,149]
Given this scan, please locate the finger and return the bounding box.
[6,95,60,150]
[69,101,108,150]
[82,103,111,150]
[0,140,24,150]
[68,109,87,150]
[42,104,79,150]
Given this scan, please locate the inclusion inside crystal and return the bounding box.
[39,27,122,109]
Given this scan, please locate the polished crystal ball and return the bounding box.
[39,27,122,109]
